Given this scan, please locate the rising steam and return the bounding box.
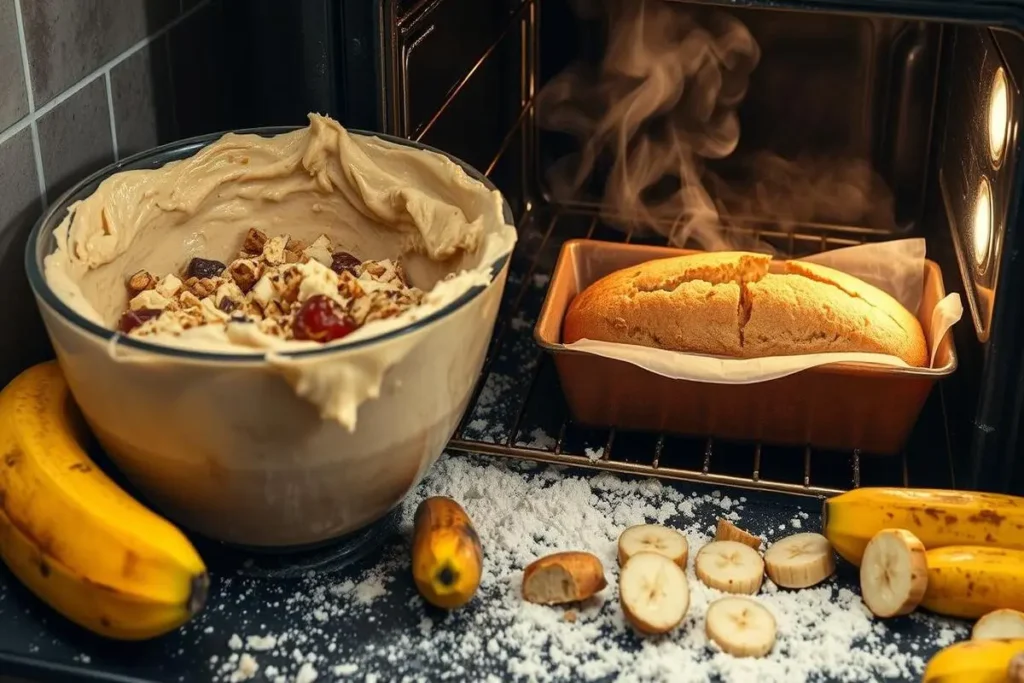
[537,0,895,252]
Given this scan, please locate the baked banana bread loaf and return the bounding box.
[562,251,929,367]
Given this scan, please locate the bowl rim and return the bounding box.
[25,126,514,364]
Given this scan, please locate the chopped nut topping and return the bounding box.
[120,231,424,343]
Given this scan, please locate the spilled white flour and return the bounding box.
[201,454,967,683]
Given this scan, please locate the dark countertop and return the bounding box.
[0,452,968,683]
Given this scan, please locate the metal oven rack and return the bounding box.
[446,207,957,498]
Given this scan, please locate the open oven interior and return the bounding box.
[372,0,1024,496]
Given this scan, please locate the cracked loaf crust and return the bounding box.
[562,251,929,367]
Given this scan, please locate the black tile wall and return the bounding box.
[36,77,115,201]
[0,0,28,129]
[0,0,238,388]
[0,128,49,387]
[20,0,180,107]
[110,37,177,157]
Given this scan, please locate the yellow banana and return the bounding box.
[921,546,1024,619]
[923,639,1024,683]
[823,487,1024,566]
[411,496,482,609]
[0,362,208,640]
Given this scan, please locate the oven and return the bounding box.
[228,0,1024,498]
[4,2,1024,681]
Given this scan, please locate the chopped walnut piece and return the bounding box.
[127,270,156,296]
[286,237,307,253]
[262,300,287,319]
[227,259,261,293]
[184,276,219,299]
[178,290,203,310]
[241,228,268,256]
[362,261,387,278]
[277,267,304,304]
[262,235,289,266]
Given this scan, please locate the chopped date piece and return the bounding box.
[330,251,361,276]
[118,308,162,334]
[186,257,226,279]
[293,295,358,343]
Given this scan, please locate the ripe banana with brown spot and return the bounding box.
[823,487,1024,566]
[0,362,209,640]
[923,639,1024,683]
[411,496,482,609]
[921,545,1024,619]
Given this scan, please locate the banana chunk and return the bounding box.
[522,552,607,605]
[695,541,764,595]
[764,532,835,589]
[715,519,762,551]
[705,596,777,658]
[859,529,928,618]
[974,609,1024,641]
[619,552,689,634]
[618,525,689,568]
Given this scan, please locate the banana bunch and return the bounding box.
[0,362,209,640]
[826,487,1024,676]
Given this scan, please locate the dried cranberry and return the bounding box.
[330,251,361,276]
[185,257,226,279]
[118,308,162,333]
[292,295,357,342]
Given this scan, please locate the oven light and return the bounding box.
[989,67,1010,167]
[973,177,993,269]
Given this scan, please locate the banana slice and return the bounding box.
[619,552,690,635]
[705,596,777,658]
[764,532,836,589]
[716,519,762,551]
[974,609,1024,641]
[859,528,928,618]
[618,525,689,568]
[695,541,764,595]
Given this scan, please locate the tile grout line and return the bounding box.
[0,0,211,150]
[13,0,47,206]
[104,70,119,162]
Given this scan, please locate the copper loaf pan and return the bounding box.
[534,239,958,455]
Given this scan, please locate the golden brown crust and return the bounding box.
[562,251,929,367]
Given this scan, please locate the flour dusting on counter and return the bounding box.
[193,454,968,683]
